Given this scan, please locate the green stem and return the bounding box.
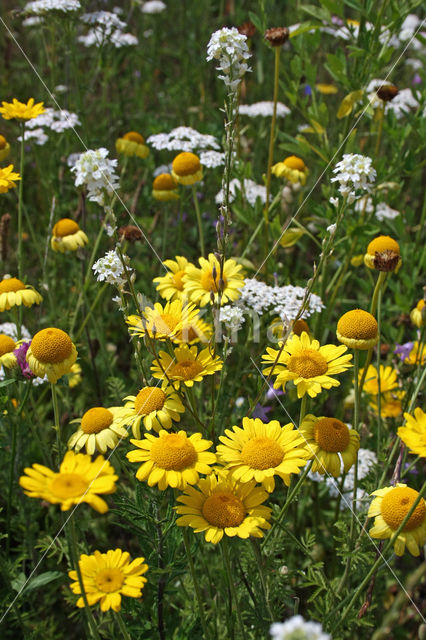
[299,395,308,423]
[74,283,108,343]
[51,383,63,463]
[182,529,210,639]
[376,283,383,459]
[17,122,25,280]
[221,536,244,636]
[374,102,385,157]
[250,539,273,621]
[370,271,387,317]
[115,611,132,640]
[192,184,205,257]
[68,517,102,640]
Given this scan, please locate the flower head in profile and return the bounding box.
[0,134,11,161]
[183,253,245,307]
[127,429,216,490]
[116,131,149,158]
[51,218,89,253]
[68,406,129,455]
[0,277,42,311]
[176,470,271,544]
[0,165,21,194]
[368,484,426,556]
[364,235,401,272]
[0,98,45,121]
[217,417,309,492]
[0,334,24,369]
[262,332,352,398]
[410,299,425,328]
[151,344,222,389]
[19,450,118,513]
[26,327,77,383]
[359,364,398,395]
[126,299,200,342]
[69,549,148,612]
[152,173,179,201]
[207,27,251,93]
[397,408,426,458]
[120,385,185,438]
[336,309,378,350]
[298,415,360,477]
[171,152,203,185]
[272,156,309,185]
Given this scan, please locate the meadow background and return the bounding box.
[0,1,425,639]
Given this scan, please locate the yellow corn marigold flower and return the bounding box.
[397,408,426,458]
[336,309,378,350]
[0,277,42,311]
[51,218,89,253]
[0,334,23,368]
[272,155,309,185]
[298,415,360,477]
[174,316,213,345]
[368,484,426,556]
[270,317,310,341]
[0,98,45,121]
[68,406,129,455]
[116,131,149,158]
[171,152,203,185]
[19,450,118,513]
[0,165,21,194]
[127,429,216,490]
[126,299,200,342]
[262,331,352,399]
[404,341,426,365]
[152,173,179,201]
[369,390,405,418]
[217,417,310,492]
[183,253,245,307]
[153,256,190,301]
[350,254,364,267]
[120,385,185,437]
[315,83,338,94]
[26,327,77,383]
[364,235,401,272]
[69,549,148,612]
[410,299,425,328]
[0,134,11,161]
[151,343,222,389]
[359,364,398,395]
[67,362,82,388]
[175,471,272,544]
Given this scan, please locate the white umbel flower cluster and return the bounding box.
[270,615,331,640]
[71,148,119,206]
[219,305,246,331]
[206,27,251,93]
[374,202,400,222]
[147,127,220,153]
[93,249,129,287]
[19,128,49,146]
[23,0,81,13]
[141,0,166,13]
[239,101,290,118]
[331,154,376,203]
[215,178,266,207]
[19,108,80,146]
[0,322,31,342]
[238,279,324,320]
[199,150,225,168]
[79,12,138,48]
[326,447,377,510]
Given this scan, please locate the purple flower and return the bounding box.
[13,341,34,379]
[266,384,284,401]
[252,404,272,421]
[394,342,413,361]
[412,73,421,85]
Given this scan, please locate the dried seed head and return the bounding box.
[119,225,143,243]
[238,20,256,38]
[373,250,400,272]
[264,27,289,46]
[376,84,399,102]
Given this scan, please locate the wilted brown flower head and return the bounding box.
[376,84,399,102]
[238,20,256,38]
[373,250,400,272]
[119,225,143,243]
[264,27,289,46]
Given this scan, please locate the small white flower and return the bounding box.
[23,0,80,13]
[239,101,290,118]
[18,127,49,146]
[235,397,245,408]
[215,178,266,207]
[206,27,251,93]
[374,202,399,222]
[92,249,130,287]
[270,615,331,640]
[219,305,245,331]
[79,11,138,48]
[329,197,339,208]
[326,223,336,234]
[141,0,166,13]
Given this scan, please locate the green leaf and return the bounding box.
[248,11,265,35]
[289,23,322,39]
[0,379,15,388]
[300,4,330,22]
[25,571,63,593]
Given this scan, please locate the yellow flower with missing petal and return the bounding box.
[183,253,245,307]
[153,256,190,301]
[151,343,222,389]
[272,156,308,185]
[116,131,149,158]
[0,165,21,194]
[171,152,203,185]
[0,98,45,121]
[68,406,129,455]
[51,218,89,253]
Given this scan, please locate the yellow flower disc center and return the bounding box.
[52,218,80,237]
[153,174,177,190]
[314,418,350,452]
[95,568,124,593]
[150,433,197,470]
[170,360,204,380]
[367,236,400,256]
[154,313,180,334]
[50,473,87,499]
[172,270,186,290]
[0,277,26,293]
[202,491,246,528]
[381,487,426,531]
[287,349,328,378]
[31,328,73,364]
[81,407,114,434]
[172,152,201,176]
[123,131,145,144]
[200,270,227,293]
[0,334,16,356]
[134,387,166,415]
[283,155,306,171]
[241,437,284,469]
[337,309,378,339]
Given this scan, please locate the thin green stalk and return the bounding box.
[376,283,383,459]
[115,611,132,640]
[221,536,244,636]
[359,272,387,393]
[68,517,102,640]
[51,383,63,463]
[192,184,205,257]
[374,102,385,157]
[299,395,308,423]
[74,283,109,343]
[17,122,25,280]
[250,539,274,621]
[182,529,210,639]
